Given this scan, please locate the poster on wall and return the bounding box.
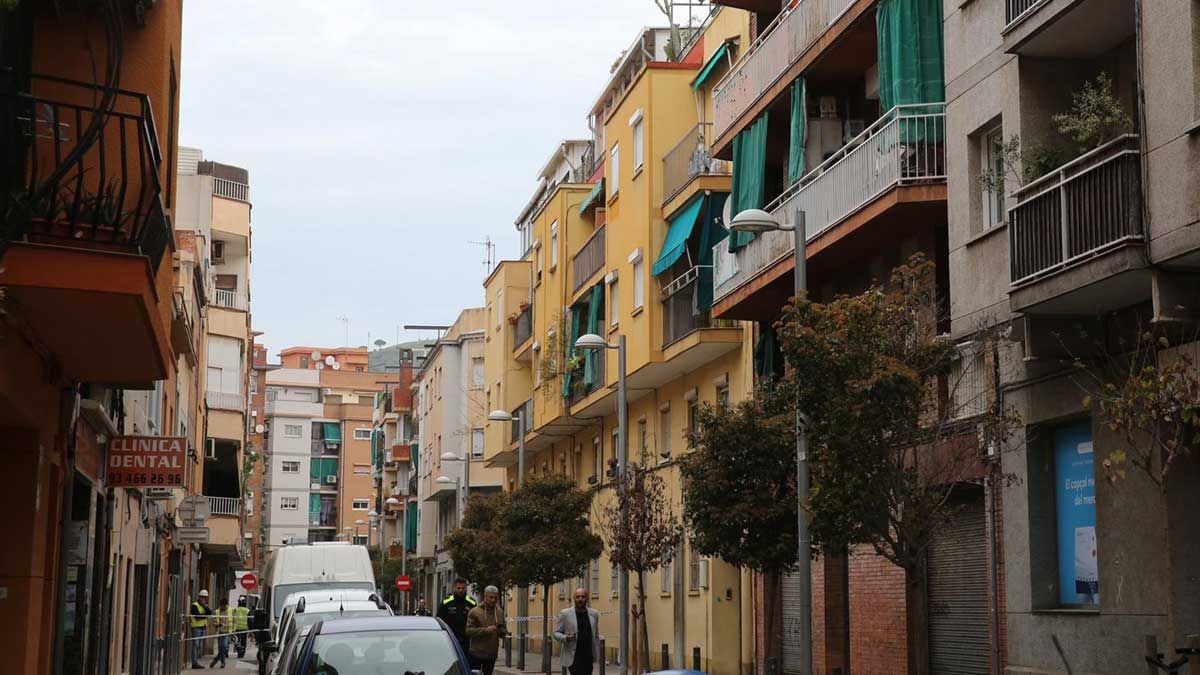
[106,436,186,488]
[1054,421,1099,605]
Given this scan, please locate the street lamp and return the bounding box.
[441,452,471,524]
[368,509,380,550]
[730,206,811,675]
[487,406,529,669]
[574,332,628,675]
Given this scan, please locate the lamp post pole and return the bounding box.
[615,335,629,675]
[790,210,812,675]
[516,409,527,671]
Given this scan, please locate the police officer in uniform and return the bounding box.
[436,578,477,653]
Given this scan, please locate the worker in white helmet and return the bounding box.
[190,589,213,669]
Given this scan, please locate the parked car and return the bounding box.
[261,589,389,675]
[290,616,475,675]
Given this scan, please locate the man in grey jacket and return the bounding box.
[553,588,601,675]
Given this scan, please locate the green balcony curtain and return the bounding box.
[697,192,730,312]
[728,112,770,253]
[563,305,584,398]
[410,442,419,474]
[309,493,321,516]
[405,503,418,551]
[753,321,784,380]
[311,457,338,483]
[877,0,945,141]
[583,284,604,387]
[323,422,341,443]
[788,78,807,185]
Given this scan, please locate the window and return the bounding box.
[550,221,559,267]
[610,145,620,195]
[211,240,225,263]
[981,125,1005,230]
[687,397,699,448]
[717,383,730,407]
[950,348,990,420]
[536,246,543,282]
[472,358,485,388]
[638,418,648,458]
[353,535,368,546]
[281,461,300,474]
[283,424,302,438]
[661,559,672,594]
[280,497,299,511]
[353,464,371,476]
[632,260,644,308]
[610,428,619,477]
[246,492,254,517]
[593,436,603,480]
[471,429,485,459]
[688,542,702,592]
[1052,420,1098,606]
[659,408,671,460]
[591,558,601,597]
[249,375,258,394]
[609,280,619,326]
[353,428,371,440]
[352,499,370,511]
[611,560,619,597]
[147,381,164,434]
[632,117,645,170]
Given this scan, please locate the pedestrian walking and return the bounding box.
[414,596,431,616]
[190,589,213,669]
[465,585,507,675]
[233,597,250,658]
[553,588,601,675]
[437,578,477,653]
[209,597,230,669]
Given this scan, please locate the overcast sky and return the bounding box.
[179,1,668,358]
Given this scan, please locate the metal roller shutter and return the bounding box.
[781,569,805,674]
[928,495,991,674]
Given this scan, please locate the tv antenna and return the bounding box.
[336,314,350,346]
[468,235,496,277]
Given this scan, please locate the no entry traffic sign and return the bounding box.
[240,573,258,591]
[395,575,412,592]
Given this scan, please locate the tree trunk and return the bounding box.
[762,568,783,675]
[638,570,650,674]
[543,587,551,675]
[904,557,930,675]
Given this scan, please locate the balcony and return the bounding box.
[171,289,197,365]
[207,496,242,517]
[567,348,606,407]
[204,496,243,552]
[572,225,606,294]
[712,0,857,141]
[662,272,731,347]
[308,509,339,528]
[713,104,946,308]
[662,123,731,205]
[264,398,323,417]
[510,399,534,445]
[213,288,247,311]
[206,390,246,412]
[0,75,173,383]
[1003,0,1134,59]
[1008,135,1145,313]
[512,305,533,349]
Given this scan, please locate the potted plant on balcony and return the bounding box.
[506,312,520,326]
[518,300,530,313]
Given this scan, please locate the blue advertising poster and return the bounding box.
[1054,420,1099,605]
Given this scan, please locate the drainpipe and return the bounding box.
[989,340,1004,674]
[52,385,82,675]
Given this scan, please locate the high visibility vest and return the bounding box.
[190,602,209,629]
[234,606,250,630]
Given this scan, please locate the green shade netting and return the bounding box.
[692,40,733,90]
[697,192,730,312]
[652,194,705,276]
[788,78,807,185]
[583,284,603,387]
[309,494,321,515]
[729,112,770,252]
[405,503,418,551]
[323,422,341,442]
[877,0,945,142]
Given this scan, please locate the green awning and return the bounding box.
[691,40,735,91]
[652,195,705,276]
[696,192,729,312]
[323,422,341,443]
[579,179,606,215]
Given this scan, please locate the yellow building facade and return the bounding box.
[482,14,755,674]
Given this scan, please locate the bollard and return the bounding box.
[662,644,670,670]
[600,639,607,675]
[518,633,526,670]
[693,646,701,671]
[505,635,512,668]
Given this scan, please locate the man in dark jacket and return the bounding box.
[437,578,477,652]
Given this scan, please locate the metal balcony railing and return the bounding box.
[513,306,533,347]
[572,225,606,293]
[1005,0,1041,26]
[712,0,856,140]
[1,74,171,269]
[713,104,946,304]
[213,177,249,202]
[205,390,245,412]
[662,273,712,346]
[207,496,241,517]
[568,349,606,407]
[213,288,247,310]
[662,123,731,203]
[1009,134,1142,286]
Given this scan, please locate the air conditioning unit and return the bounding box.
[205,438,217,460]
[322,388,334,396]
[325,475,338,485]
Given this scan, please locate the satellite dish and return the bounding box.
[316,362,325,370]
[311,350,322,361]
[324,355,335,366]
[332,362,342,371]
[255,424,265,434]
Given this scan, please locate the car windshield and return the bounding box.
[304,629,464,675]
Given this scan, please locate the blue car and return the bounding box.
[291,615,477,675]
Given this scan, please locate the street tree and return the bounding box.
[775,254,1018,674]
[503,474,603,673]
[681,381,799,672]
[444,493,514,593]
[598,462,683,674]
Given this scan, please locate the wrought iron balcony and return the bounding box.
[662,123,730,204]
[713,104,946,304]
[1,74,170,269]
[662,271,713,346]
[712,0,856,140]
[1009,134,1142,286]
[207,496,242,517]
[572,224,606,293]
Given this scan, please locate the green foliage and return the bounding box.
[681,382,799,575]
[1052,72,1133,150]
[537,311,569,401]
[600,463,683,575]
[444,493,515,592]
[369,547,407,589]
[502,474,604,589]
[978,135,1071,195]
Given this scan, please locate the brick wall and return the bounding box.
[847,546,907,675]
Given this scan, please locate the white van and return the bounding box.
[262,542,376,623]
